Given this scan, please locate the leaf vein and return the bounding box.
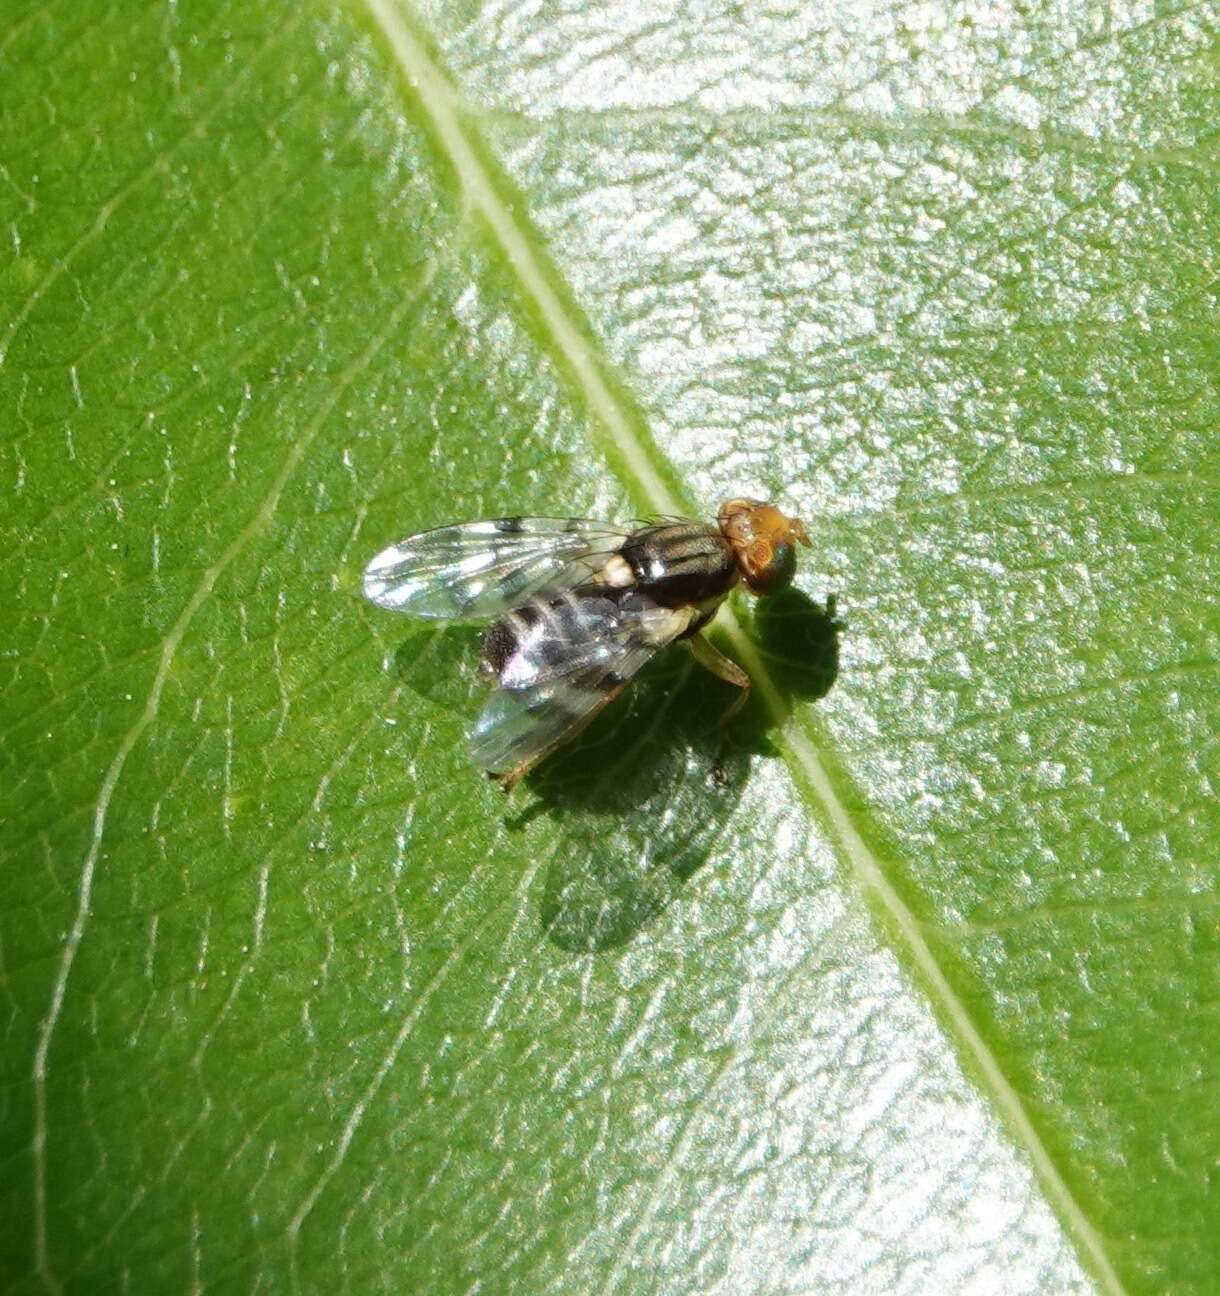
[360,2,1133,1290]
[28,245,438,1292]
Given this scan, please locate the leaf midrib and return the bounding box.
[357,0,1126,1290]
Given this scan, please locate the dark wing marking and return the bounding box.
[468,593,694,780]
[362,517,629,621]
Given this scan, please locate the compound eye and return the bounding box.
[745,539,795,594]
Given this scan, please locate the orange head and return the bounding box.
[717,498,811,595]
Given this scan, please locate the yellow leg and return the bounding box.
[688,633,751,782]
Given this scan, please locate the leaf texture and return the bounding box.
[2,0,1217,1293]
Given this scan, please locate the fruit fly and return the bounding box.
[363,498,811,790]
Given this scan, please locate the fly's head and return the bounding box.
[717,498,811,595]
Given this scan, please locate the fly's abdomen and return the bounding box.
[620,523,737,608]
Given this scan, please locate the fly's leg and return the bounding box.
[688,633,751,784]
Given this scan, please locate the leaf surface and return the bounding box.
[2,1,1217,1293]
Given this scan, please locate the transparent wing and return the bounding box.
[469,593,692,779]
[362,517,628,621]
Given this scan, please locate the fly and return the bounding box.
[362,498,811,790]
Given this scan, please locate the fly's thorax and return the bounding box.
[596,553,635,588]
[619,522,738,608]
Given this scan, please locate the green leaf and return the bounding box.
[2,0,1216,1292]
